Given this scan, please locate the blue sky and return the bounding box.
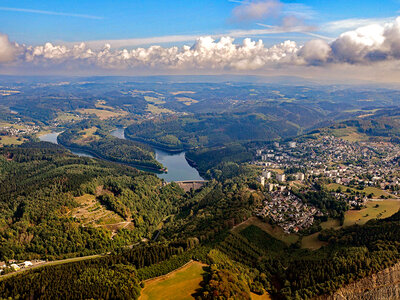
[1,0,400,82]
[1,0,399,46]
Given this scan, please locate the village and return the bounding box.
[253,135,400,233]
[0,259,46,275]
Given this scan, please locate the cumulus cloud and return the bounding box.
[0,33,17,63]
[18,36,299,71]
[231,0,282,23]
[2,17,400,74]
[330,17,400,63]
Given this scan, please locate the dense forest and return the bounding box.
[58,120,164,170]
[0,142,184,260]
[125,113,300,151]
[0,142,399,299]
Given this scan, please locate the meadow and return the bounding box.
[139,261,205,300]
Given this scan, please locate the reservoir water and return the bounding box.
[110,128,203,182]
[39,129,203,182]
[38,132,94,158]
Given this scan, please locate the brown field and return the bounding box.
[69,194,130,231]
[170,91,196,95]
[176,97,199,106]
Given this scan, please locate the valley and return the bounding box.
[0,76,400,299]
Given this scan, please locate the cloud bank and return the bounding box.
[1,17,400,74]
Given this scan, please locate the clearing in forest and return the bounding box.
[139,261,206,300]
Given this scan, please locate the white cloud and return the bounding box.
[0,33,17,63]
[231,0,282,23]
[2,17,400,75]
[323,17,396,33]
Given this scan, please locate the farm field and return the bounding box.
[77,108,127,120]
[139,261,206,300]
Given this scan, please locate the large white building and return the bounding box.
[276,173,286,182]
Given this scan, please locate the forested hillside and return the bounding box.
[0,142,183,260]
[125,113,301,151]
[58,120,163,170]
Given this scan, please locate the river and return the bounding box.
[39,129,203,182]
[110,128,203,182]
[38,132,94,158]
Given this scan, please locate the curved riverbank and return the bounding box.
[112,128,203,182]
[57,141,166,173]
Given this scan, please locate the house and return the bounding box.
[22,261,33,268]
[10,264,20,271]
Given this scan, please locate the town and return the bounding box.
[253,135,400,233]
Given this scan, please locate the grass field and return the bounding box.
[139,261,206,300]
[301,233,327,250]
[77,108,128,120]
[328,126,369,142]
[320,218,341,230]
[343,199,400,226]
[326,183,394,198]
[232,217,299,245]
[146,104,174,115]
[72,127,101,144]
[144,96,166,104]
[0,136,27,145]
[176,97,198,106]
[56,112,82,122]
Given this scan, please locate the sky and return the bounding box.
[1,0,400,82]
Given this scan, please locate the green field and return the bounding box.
[343,199,400,226]
[139,261,205,300]
[301,233,327,250]
[326,183,393,198]
[0,136,27,145]
[232,217,299,245]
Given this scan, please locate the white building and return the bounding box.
[277,174,286,182]
[289,142,297,148]
[23,261,33,268]
[262,170,271,179]
[258,176,265,186]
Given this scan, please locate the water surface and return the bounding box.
[38,132,94,158]
[110,128,203,182]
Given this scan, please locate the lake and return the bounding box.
[110,128,203,182]
[38,132,94,158]
[39,129,203,182]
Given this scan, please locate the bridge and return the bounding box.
[175,180,209,192]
